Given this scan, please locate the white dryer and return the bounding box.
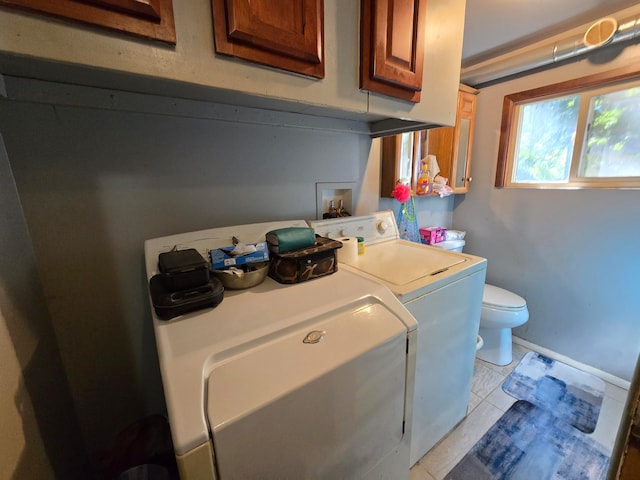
[144,220,418,479]
[309,211,487,466]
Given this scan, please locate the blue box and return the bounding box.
[210,242,270,269]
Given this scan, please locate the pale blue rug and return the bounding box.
[502,352,605,434]
[444,400,611,480]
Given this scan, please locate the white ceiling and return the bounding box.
[462,0,640,65]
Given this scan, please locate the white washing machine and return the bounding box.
[144,220,418,479]
[309,211,487,466]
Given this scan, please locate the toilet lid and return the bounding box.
[483,284,526,309]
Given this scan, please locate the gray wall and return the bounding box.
[0,77,454,475]
[380,194,455,230]
[453,43,640,381]
[0,81,375,463]
[0,133,86,478]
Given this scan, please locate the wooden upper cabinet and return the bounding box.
[360,0,426,103]
[0,0,176,44]
[212,0,325,79]
[380,85,479,196]
[427,84,478,193]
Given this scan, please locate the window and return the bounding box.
[496,65,640,188]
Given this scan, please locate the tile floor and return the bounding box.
[409,343,630,480]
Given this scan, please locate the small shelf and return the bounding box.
[316,182,355,220]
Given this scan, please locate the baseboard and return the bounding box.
[512,336,631,390]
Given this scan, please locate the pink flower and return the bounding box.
[392,183,411,203]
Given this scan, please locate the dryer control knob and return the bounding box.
[339,229,349,237]
[376,221,388,234]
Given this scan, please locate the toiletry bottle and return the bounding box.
[416,163,431,195]
[337,199,351,217]
[323,200,339,219]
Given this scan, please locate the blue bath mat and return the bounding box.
[444,400,610,480]
[502,352,605,433]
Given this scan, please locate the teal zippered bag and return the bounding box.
[265,227,316,253]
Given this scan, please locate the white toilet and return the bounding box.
[432,239,529,366]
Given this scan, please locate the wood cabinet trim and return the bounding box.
[225,0,321,63]
[82,0,162,21]
[0,0,176,44]
[451,89,477,192]
[371,0,424,92]
[212,0,325,79]
[433,85,477,193]
[381,135,401,198]
[360,0,426,103]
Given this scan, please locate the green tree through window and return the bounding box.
[498,69,640,189]
[583,87,640,177]
[515,95,580,183]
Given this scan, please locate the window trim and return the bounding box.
[495,64,640,188]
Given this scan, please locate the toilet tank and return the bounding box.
[432,240,465,252]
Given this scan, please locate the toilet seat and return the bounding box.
[483,284,526,311]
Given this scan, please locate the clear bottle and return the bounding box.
[337,199,351,217]
[323,200,339,219]
[416,162,432,195]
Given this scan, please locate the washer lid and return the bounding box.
[483,284,527,309]
[348,240,465,286]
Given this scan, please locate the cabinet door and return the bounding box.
[360,0,426,103]
[0,0,176,43]
[449,88,477,192]
[212,0,324,78]
[426,84,478,194]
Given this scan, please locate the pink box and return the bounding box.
[419,227,446,245]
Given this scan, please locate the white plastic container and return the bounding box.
[432,239,466,252]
